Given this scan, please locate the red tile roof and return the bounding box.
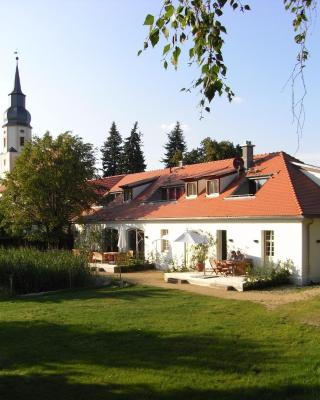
[83,152,320,222]
[90,175,125,196]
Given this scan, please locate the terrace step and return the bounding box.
[164,272,245,292]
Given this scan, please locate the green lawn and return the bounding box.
[0,284,320,400]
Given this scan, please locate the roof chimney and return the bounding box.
[241,141,255,170]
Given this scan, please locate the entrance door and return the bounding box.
[127,229,145,258]
[216,230,227,260]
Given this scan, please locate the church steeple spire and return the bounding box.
[12,57,23,94]
[3,55,31,128]
[0,55,33,178]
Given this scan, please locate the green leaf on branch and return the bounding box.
[144,14,154,26]
[150,28,160,47]
[165,4,175,18]
[163,43,171,55]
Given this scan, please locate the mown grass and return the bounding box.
[0,285,320,399]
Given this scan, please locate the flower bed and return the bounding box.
[243,260,293,290]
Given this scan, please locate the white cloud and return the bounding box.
[233,96,244,104]
[160,122,190,132]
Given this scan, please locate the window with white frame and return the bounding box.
[264,230,274,257]
[207,179,219,196]
[160,229,169,252]
[186,182,197,197]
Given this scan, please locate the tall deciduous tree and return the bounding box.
[162,121,187,167]
[0,132,97,246]
[101,122,123,177]
[122,122,146,173]
[184,138,241,165]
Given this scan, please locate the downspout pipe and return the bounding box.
[305,218,314,284]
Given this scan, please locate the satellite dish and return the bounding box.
[233,157,244,170]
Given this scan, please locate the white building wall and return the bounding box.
[89,218,304,282]
[0,125,31,178]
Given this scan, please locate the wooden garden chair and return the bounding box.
[209,258,233,276]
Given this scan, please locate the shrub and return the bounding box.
[114,262,155,273]
[0,248,92,295]
[244,259,293,290]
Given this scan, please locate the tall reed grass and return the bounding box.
[0,248,92,294]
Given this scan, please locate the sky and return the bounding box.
[0,0,319,171]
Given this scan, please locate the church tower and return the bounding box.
[0,57,32,179]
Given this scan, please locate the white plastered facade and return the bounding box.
[83,217,320,284]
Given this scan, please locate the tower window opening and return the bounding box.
[20,137,25,146]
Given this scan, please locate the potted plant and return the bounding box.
[191,242,209,272]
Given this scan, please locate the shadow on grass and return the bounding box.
[2,285,173,304]
[1,374,319,400]
[0,320,273,374]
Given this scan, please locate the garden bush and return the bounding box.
[0,248,92,295]
[243,260,293,290]
[114,261,155,273]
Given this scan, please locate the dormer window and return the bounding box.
[229,176,270,198]
[123,188,133,202]
[186,182,197,198]
[161,186,184,201]
[207,179,219,196]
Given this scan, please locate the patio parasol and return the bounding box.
[117,226,126,252]
[174,230,208,270]
[117,226,127,284]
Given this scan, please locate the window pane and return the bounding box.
[169,187,176,200]
[207,179,219,195]
[161,188,167,201]
[265,230,275,257]
[187,182,196,196]
[161,229,169,252]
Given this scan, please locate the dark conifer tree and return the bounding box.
[161,121,187,167]
[101,122,123,177]
[122,122,146,173]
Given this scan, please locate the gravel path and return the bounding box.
[104,270,320,309]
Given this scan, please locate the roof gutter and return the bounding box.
[82,215,306,224]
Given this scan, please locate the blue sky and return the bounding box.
[0,0,319,170]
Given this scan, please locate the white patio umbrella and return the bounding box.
[117,226,127,252]
[174,230,208,270]
[117,226,127,284]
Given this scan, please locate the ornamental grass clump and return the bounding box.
[0,248,92,295]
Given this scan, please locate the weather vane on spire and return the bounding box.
[14,49,19,64]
